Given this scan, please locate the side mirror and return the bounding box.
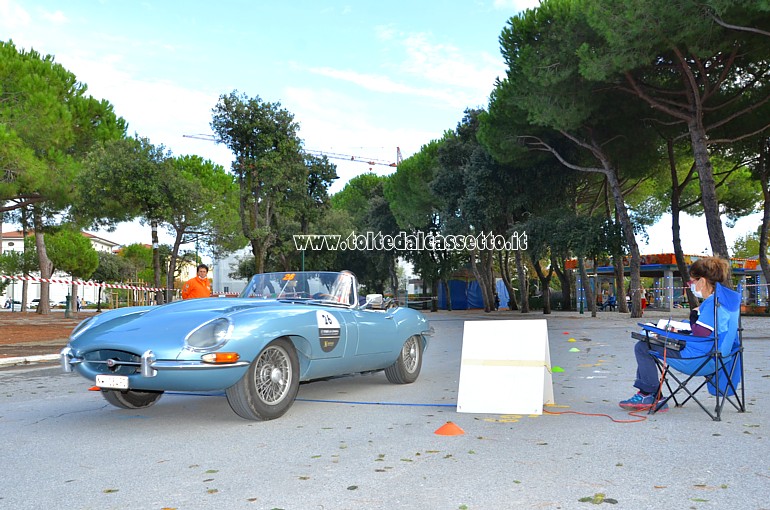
[365,294,384,308]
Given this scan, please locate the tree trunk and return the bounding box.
[688,120,730,260]
[533,260,552,314]
[481,249,496,312]
[251,238,271,275]
[666,139,699,308]
[759,162,770,290]
[470,250,491,312]
[167,229,186,303]
[20,274,28,313]
[604,168,642,318]
[20,209,30,312]
[431,279,439,312]
[593,257,600,318]
[251,239,262,274]
[613,253,627,313]
[515,249,529,313]
[672,210,699,308]
[552,255,572,311]
[388,258,398,301]
[33,208,53,315]
[577,256,595,317]
[71,281,80,314]
[498,250,518,310]
[151,220,164,304]
[757,189,770,293]
[624,66,731,264]
[469,251,484,311]
[754,138,770,294]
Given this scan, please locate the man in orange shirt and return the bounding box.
[181,264,212,299]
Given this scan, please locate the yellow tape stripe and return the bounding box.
[462,359,548,368]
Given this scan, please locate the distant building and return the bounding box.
[1,230,121,307]
[177,260,197,290]
[565,253,765,311]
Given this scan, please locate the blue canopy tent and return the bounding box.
[436,277,511,310]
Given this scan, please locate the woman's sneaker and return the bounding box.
[619,392,668,411]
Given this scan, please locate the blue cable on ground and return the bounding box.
[165,391,455,407]
[297,398,455,407]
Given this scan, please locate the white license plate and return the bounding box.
[95,374,129,390]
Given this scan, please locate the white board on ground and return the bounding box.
[456,319,554,415]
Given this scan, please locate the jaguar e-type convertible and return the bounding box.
[60,271,431,420]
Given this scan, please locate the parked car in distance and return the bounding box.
[61,271,432,421]
[29,299,56,309]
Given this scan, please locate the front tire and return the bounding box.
[385,335,423,384]
[226,338,300,420]
[101,389,164,409]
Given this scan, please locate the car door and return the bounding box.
[350,308,399,356]
[311,307,352,359]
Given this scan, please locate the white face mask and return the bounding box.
[690,282,703,298]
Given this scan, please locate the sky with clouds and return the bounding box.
[1,0,533,181]
[0,0,760,255]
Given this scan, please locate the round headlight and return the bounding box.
[185,318,233,351]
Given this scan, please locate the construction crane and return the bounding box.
[183,134,401,168]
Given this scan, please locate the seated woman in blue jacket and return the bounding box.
[619,256,731,411]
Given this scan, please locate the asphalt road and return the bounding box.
[0,310,767,510]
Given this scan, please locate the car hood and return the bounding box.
[67,298,290,356]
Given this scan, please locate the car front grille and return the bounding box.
[83,349,142,375]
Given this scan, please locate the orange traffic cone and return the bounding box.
[88,386,101,391]
[434,421,465,436]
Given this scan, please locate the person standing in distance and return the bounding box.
[181,264,212,299]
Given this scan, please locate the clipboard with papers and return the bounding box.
[630,318,690,351]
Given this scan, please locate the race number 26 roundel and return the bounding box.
[316,310,341,352]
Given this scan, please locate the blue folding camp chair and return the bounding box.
[635,283,745,421]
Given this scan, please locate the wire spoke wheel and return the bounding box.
[401,336,420,373]
[226,337,300,420]
[385,335,423,384]
[255,345,292,405]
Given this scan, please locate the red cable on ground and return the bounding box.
[544,344,673,423]
[543,408,649,423]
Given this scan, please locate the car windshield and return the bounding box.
[239,271,357,306]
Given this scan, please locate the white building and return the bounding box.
[1,230,120,307]
[210,246,251,295]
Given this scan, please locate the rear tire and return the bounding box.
[385,335,423,384]
[101,389,164,409]
[226,338,300,420]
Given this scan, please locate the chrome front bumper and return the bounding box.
[60,347,249,377]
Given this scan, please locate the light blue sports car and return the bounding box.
[60,271,431,420]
